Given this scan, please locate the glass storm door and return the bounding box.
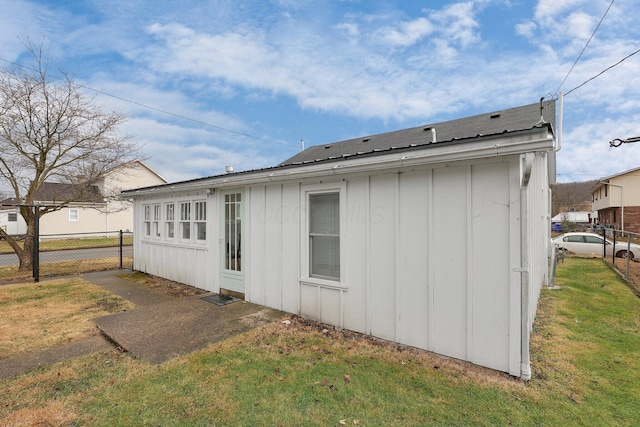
[221,190,244,294]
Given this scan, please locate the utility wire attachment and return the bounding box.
[610,136,640,147]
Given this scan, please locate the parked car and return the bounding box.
[551,232,640,259]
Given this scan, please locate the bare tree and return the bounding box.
[551,180,597,217]
[0,41,139,271]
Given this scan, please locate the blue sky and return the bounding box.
[1,0,639,184]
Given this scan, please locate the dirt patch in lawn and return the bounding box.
[118,272,208,298]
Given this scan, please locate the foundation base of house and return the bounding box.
[221,288,245,301]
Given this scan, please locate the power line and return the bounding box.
[0,56,297,148]
[565,47,640,96]
[555,0,615,95]
[610,136,640,147]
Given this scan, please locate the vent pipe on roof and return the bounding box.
[431,127,437,143]
[301,139,305,151]
[225,166,234,173]
[538,97,545,124]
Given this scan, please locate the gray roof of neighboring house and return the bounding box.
[281,100,555,166]
[33,182,104,204]
[0,183,104,207]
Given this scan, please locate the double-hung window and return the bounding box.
[194,201,206,241]
[165,203,175,239]
[69,208,79,222]
[308,192,340,281]
[180,202,191,240]
[153,204,161,237]
[143,205,151,236]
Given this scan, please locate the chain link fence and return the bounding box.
[0,230,133,281]
[602,228,640,295]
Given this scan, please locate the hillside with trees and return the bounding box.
[551,180,598,217]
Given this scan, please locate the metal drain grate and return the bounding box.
[201,294,241,306]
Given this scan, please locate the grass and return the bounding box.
[0,257,133,282]
[1,258,639,425]
[0,277,132,359]
[0,236,132,255]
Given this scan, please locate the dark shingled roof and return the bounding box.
[1,183,104,206]
[34,182,104,204]
[281,100,555,166]
[120,100,556,194]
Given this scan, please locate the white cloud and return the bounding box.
[515,21,537,39]
[374,17,433,47]
[428,2,480,50]
[535,0,584,24]
[0,0,53,60]
[557,113,640,182]
[566,12,594,41]
[3,0,640,185]
[123,117,283,183]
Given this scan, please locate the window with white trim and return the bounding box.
[69,208,79,222]
[165,203,175,239]
[194,201,206,241]
[143,205,151,236]
[180,202,191,240]
[308,192,340,281]
[153,204,161,237]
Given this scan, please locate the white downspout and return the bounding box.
[555,92,563,152]
[520,153,534,381]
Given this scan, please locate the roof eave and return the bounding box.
[124,128,553,197]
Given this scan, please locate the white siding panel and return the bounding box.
[470,162,511,371]
[248,186,267,305]
[194,248,207,289]
[342,177,369,334]
[300,283,318,319]
[397,170,430,350]
[368,174,397,341]
[431,166,468,360]
[280,183,301,313]
[265,185,283,309]
[319,287,341,326]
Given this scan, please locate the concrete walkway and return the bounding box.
[0,270,287,379]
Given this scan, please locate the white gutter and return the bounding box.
[519,153,534,381]
[125,129,554,197]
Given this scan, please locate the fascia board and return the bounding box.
[128,129,553,197]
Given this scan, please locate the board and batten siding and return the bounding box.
[244,156,525,375]
[132,152,549,377]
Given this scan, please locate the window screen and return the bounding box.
[309,192,340,280]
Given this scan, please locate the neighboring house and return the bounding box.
[0,205,26,234]
[590,167,640,233]
[123,101,556,379]
[1,161,166,237]
[551,211,591,231]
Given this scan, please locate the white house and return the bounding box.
[124,101,556,379]
[1,161,165,238]
[35,160,166,236]
[551,212,590,223]
[0,206,26,234]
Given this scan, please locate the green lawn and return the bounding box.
[1,258,639,426]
